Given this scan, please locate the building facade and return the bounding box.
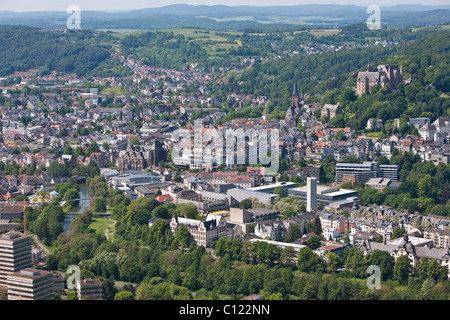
[0,231,32,288]
[76,278,103,300]
[117,139,167,171]
[356,64,403,96]
[335,161,398,184]
[170,214,242,248]
[7,268,53,300]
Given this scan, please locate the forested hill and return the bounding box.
[223,31,449,129]
[0,25,130,77]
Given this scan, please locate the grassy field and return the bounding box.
[309,28,341,37]
[366,132,383,139]
[294,28,341,37]
[411,24,450,32]
[89,217,115,235]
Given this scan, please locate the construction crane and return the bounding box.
[22,198,31,235]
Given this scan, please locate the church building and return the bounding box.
[116,139,167,171]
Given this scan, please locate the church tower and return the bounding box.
[285,82,300,127]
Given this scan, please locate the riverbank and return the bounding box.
[63,183,91,234]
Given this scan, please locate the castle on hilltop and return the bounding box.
[356,64,403,96]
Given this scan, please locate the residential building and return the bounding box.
[316,241,348,258]
[319,212,347,235]
[360,236,450,269]
[254,220,285,241]
[321,103,342,120]
[423,228,450,250]
[366,118,383,130]
[409,117,430,130]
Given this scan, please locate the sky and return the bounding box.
[0,0,448,12]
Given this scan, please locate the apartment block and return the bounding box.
[424,228,450,250]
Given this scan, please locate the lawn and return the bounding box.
[366,132,383,140]
[89,217,115,235]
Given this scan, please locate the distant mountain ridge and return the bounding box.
[0,4,449,30]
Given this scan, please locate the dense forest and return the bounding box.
[223,30,449,104]
[118,24,447,74]
[0,25,129,77]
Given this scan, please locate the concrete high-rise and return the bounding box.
[0,231,32,288]
[307,177,317,212]
[7,268,53,300]
[77,278,103,300]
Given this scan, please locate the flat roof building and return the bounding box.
[366,178,401,191]
[0,231,32,288]
[227,188,279,206]
[77,278,103,300]
[289,184,358,206]
[0,203,24,220]
[335,161,398,184]
[7,268,53,300]
[246,181,297,193]
[52,273,66,296]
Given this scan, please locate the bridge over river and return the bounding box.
[68,211,111,216]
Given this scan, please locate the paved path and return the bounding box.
[33,235,51,254]
[105,218,117,241]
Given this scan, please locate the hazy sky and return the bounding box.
[0,0,448,12]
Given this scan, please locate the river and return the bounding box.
[63,183,91,233]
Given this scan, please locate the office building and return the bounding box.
[7,268,53,300]
[0,231,32,288]
[76,278,103,300]
[289,185,358,206]
[335,161,398,184]
[52,273,66,296]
